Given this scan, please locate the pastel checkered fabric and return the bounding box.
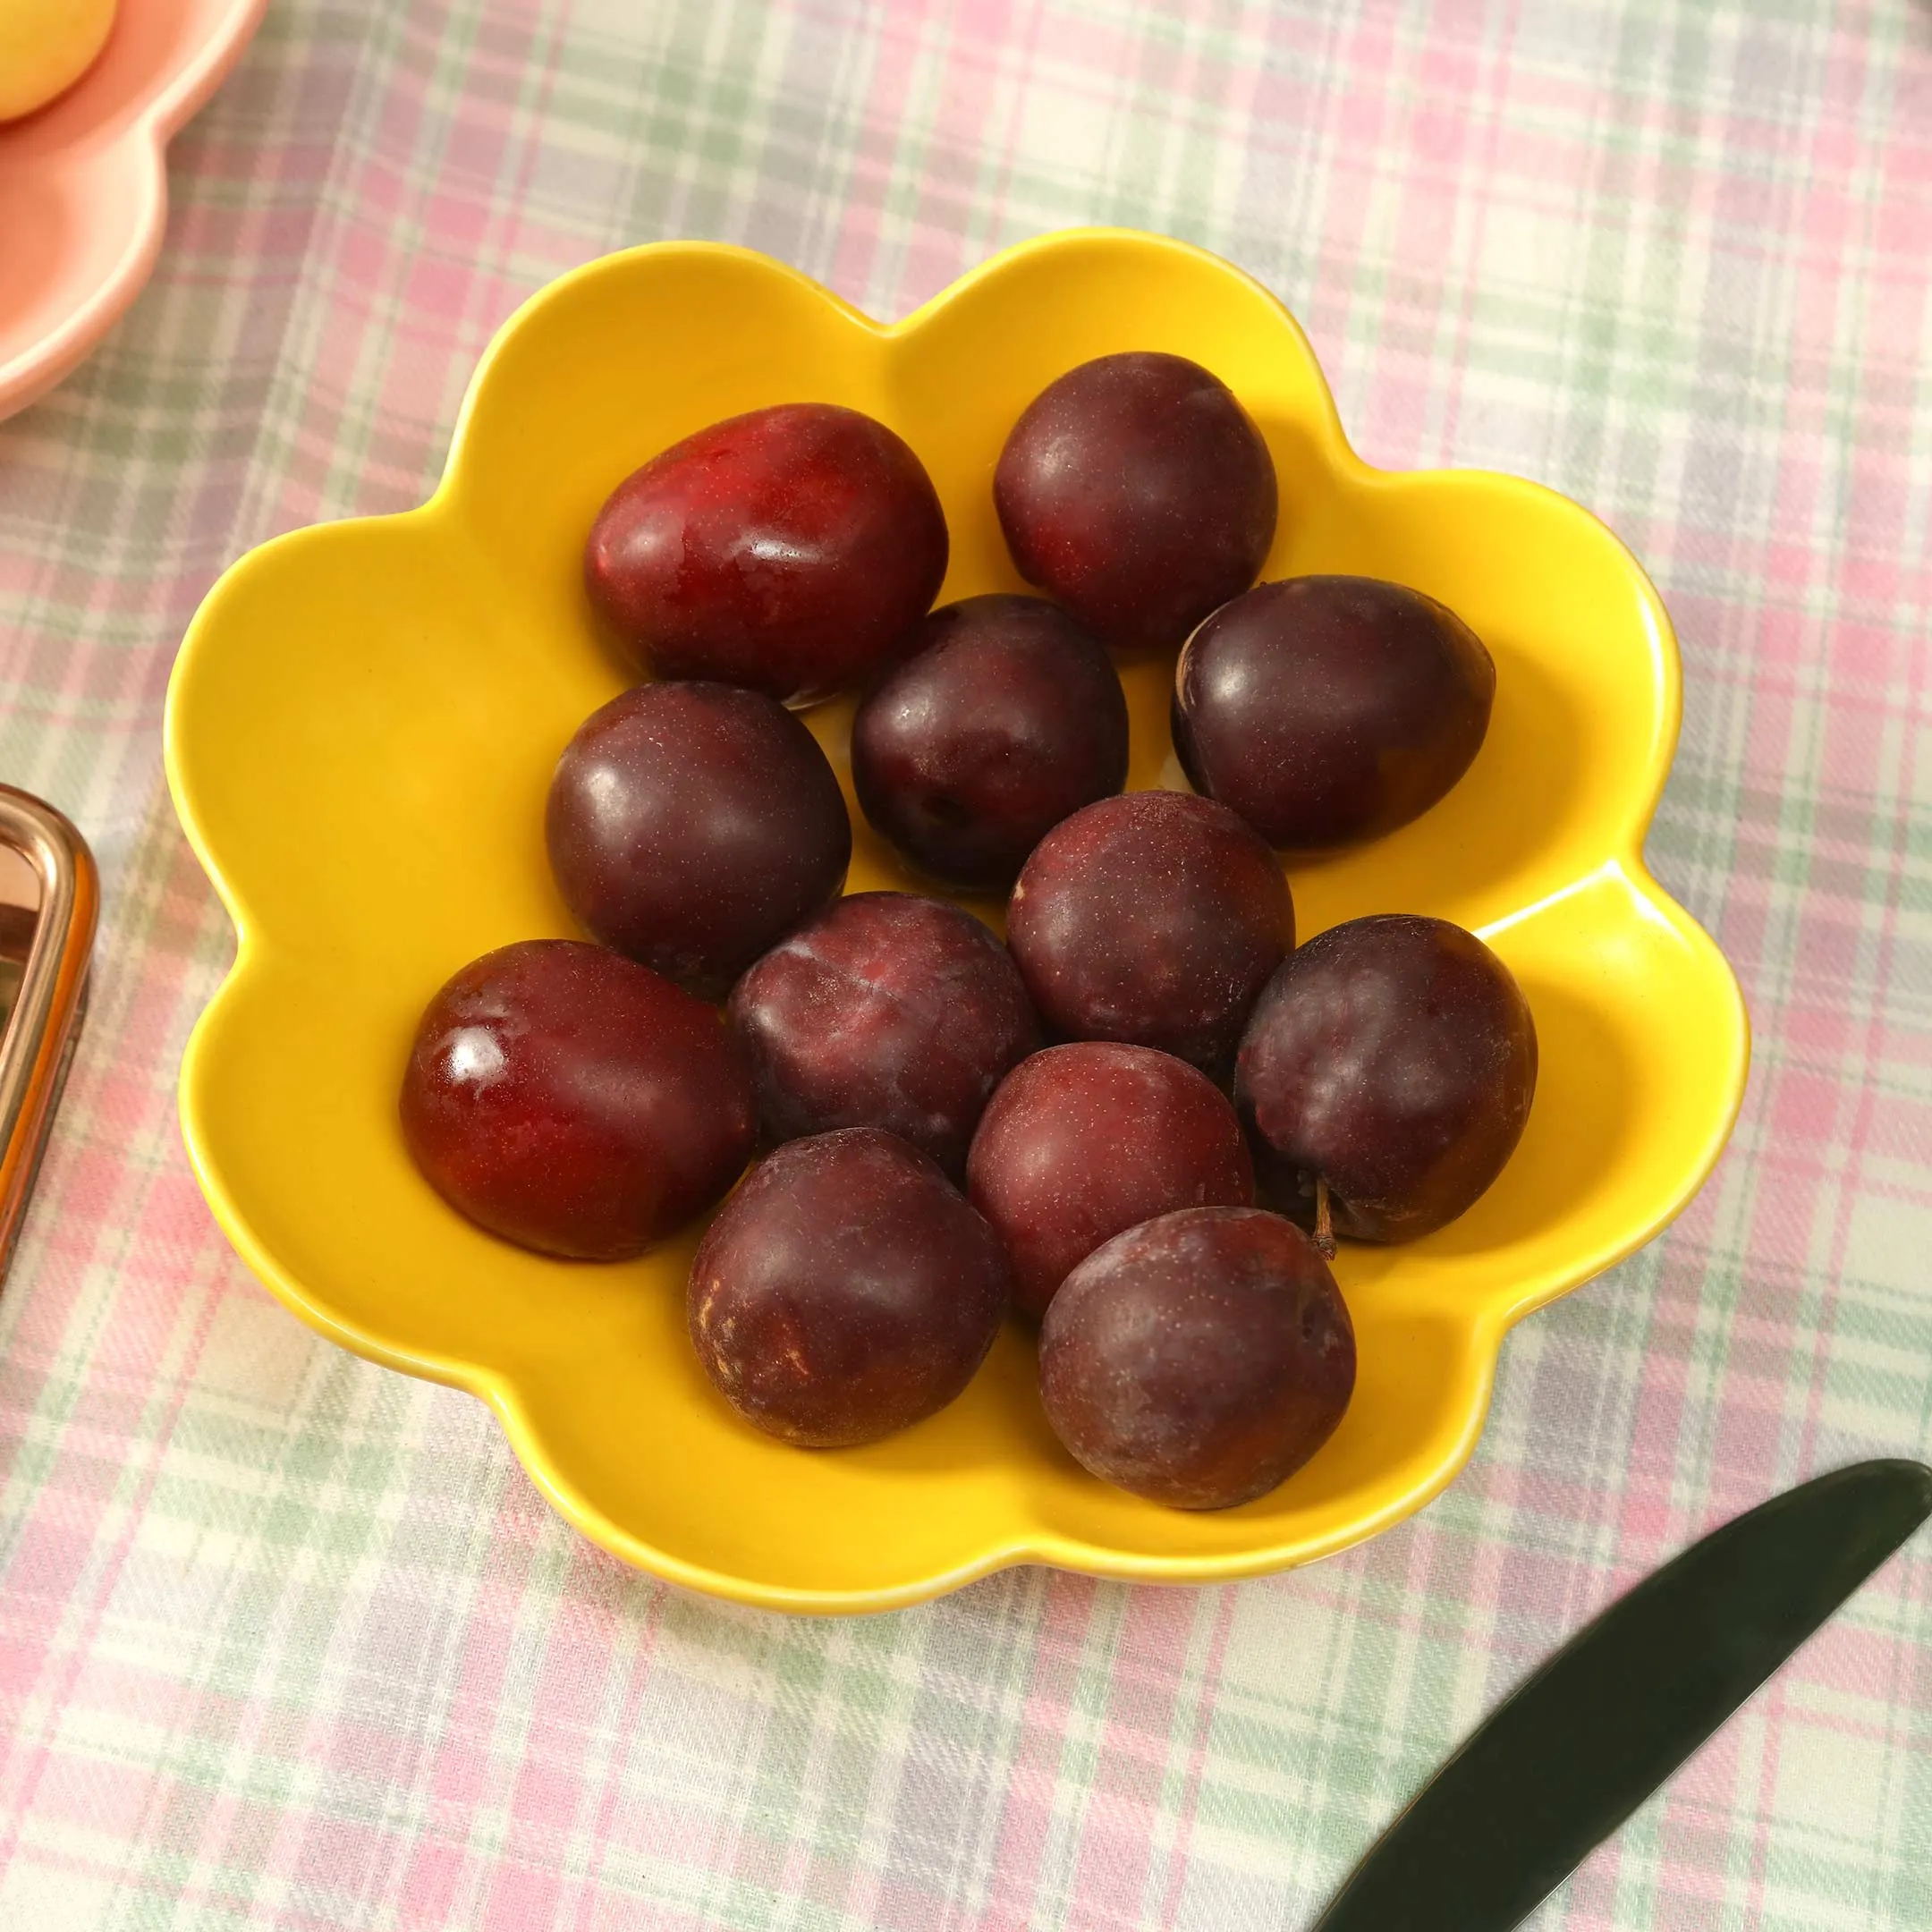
[2,1,1928,1925]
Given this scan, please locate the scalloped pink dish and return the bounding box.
[0,0,267,422]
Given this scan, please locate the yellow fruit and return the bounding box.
[0,0,116,123]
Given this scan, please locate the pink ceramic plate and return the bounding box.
[0,0,267,421]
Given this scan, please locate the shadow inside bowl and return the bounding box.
[0,162,72,313]
[510,1276,1493,1595]
[1416,970,1641,1260]
[1286,642,1600,937]
[1329,866,1741,1333]
[1019,1305,1488,1563]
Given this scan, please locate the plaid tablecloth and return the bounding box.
[2,0,1928,1925]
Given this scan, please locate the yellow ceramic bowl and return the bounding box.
[165,231,1750,1614]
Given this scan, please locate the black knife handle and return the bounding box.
[1313,1459,1932,1932]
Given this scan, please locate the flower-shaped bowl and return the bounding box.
[0,0,267,421]
[165,232,1750,1614]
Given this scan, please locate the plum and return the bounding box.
[1235,913,1537,1245]
[1006,789,1293,1072]
[1174,575,1495,850]
[585,402,949,705]
[851,594,1129,889]
[1038,1206,1355,1509]
[966,1042,1253,1318]
[728,892,1039,1174]
[546,680,851,1000]
[688,1128,1012,1447]
[994,352,1276,655]
[400,940,756,1260]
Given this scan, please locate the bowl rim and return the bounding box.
[165,229,1753,1614]
[0,0,270,421]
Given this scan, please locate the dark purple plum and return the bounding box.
[546,680,851,1000]
[1235,914,1537,1245]
[1039,1207,1355,1509]
[851,594,1129,889]
[585,402,949,705]
[994,352,1276,655]
[1006,789,1293,1072]
[966,1043,1253,1318]
[400,940,756,1260]
[688,1128,1012,1447]
[728,892,1039,1174]
[1174,575,1495,851]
